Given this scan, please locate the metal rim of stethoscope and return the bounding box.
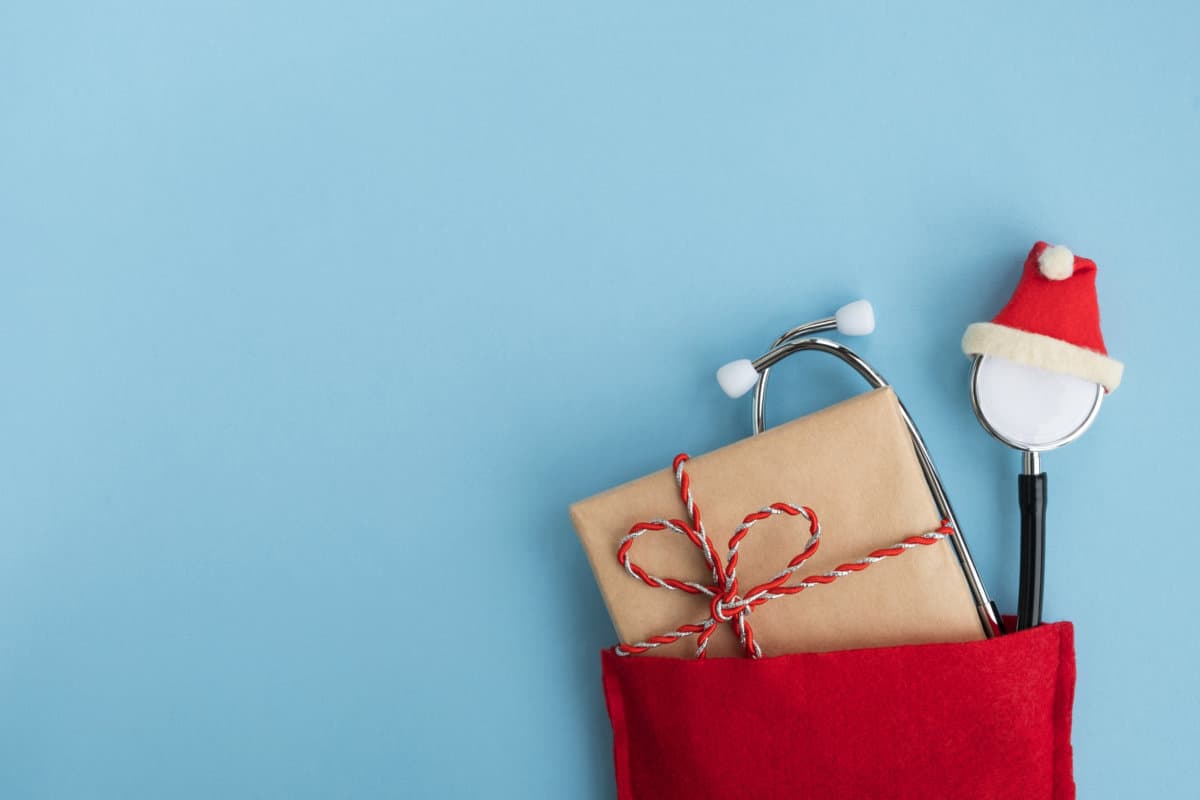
[747,327,1003,637]
[968,354,1104,456]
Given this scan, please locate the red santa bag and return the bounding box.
[601,617,1076,799]
[578,339,1077,798]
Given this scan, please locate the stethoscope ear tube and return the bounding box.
[747,335,1005,638]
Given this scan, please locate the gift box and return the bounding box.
[570,387,988,658]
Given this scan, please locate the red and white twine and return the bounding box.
[614,453,954,659]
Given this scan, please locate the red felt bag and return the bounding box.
[601,618,1076,799]
[585,340,1076,798]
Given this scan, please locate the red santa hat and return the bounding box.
[962,241,1123,391]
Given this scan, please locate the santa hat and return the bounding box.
[962,241,1123,391]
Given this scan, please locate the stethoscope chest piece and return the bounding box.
[962,241,1124,632]
[969,355,1103,454]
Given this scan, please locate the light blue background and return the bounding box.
[2,2,1197,797]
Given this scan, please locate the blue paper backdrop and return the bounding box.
[3,2,1198,797]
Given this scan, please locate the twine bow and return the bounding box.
[615,453,955,659]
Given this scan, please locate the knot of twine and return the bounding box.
[615,453,954,659]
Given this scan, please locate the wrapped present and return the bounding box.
[570,387,987,658]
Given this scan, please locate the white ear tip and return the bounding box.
[835,299,875,336]
[716,359,760,398]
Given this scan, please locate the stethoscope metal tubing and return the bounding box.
[752,317,837,434]
[750,336,1004,637]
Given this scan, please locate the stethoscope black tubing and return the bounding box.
[1017,472,1048,630]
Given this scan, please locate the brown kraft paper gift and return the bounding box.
[570,387,985,658]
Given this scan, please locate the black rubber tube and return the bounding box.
[1017,473,1047,630]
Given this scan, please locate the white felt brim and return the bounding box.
[962,322,1124,392]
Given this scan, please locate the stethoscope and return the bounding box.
[715,300,1005,638]
[969,355,1103,630]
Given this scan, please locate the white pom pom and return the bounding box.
[835,299,875,336]
[1038,245,1075,280]
[716,359,760,398]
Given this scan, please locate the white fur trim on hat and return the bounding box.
[1038,245,1075,280]
[962,322,1124,391]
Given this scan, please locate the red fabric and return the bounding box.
[993,241,1108,355]
[601,621,1075,799]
